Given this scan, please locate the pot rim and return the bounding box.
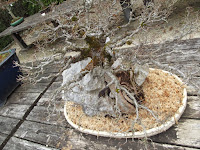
[64,68,187,138]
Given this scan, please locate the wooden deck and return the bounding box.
[0,38,199,150]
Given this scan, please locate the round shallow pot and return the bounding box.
[64,69,187,138]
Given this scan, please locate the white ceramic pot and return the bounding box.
[64,69,187,138]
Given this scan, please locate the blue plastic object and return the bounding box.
[0,49,22,106]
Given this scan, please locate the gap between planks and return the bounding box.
[0,76,57,149]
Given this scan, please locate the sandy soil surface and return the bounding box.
[6,0,200,63]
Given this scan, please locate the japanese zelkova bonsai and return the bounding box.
[0,0,24,26]
[16,0,198,139]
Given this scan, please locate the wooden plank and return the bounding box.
[36,96,200,121]
[42,64,62,74]
[3,137,58,150]
[14,120,67,149]
[6,92,40,105]
[187,86,199,96]
[80,135,197,150]
[118,38,200,53]
[55,75,63,82]
[187,77,200,92]
[115,38,200,78]
[11,33,28,49]
[19,63,62,84]
[26,104,200,149]
[172,64,200,77]
[45,82,62,93]
[36,81,63,106]
[154,53,200,64]
[14,120,195,150]
[183,96,200,119]
[15,83,49,93]
[29,75,55,84]
[23,62,62,74]
[26,105,67,126]
[0,133,8,146]
[36,95,62,106]
[0,116,20,135]
[115,38,200,57]
[151,118,200,148]
[0,104,30,119]
[37,97,52,106]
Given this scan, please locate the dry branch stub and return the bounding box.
[62,59,187,138]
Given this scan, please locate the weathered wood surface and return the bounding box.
[0,0,82,38]
[14,120,196,150]
[25,86,200,149]
[182,96,200,119]
[44,81,62,93]
[15,83,49,93]
[3,137,57,150]
[22,62,63,74]
[0,116,20,148]
[0,104,30,119]
[0,133,8,146]
[36,81,62,106]
[0,72,55,149]
[25,104,200,149]
[26,105,67,126]
[151,119,200,148]
[0,116,20,135]
[114,38,200,148]
[25,59,200,149]
[6,92,40,105]
[14,120,67,149]
[28,87,200,124]
[0,38,199,149]
[28,95,200,124]
[55,75,63,82]
[187,86,199,96]
[115,38,200,78]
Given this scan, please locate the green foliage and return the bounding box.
[21,0,41,16]
[0,52,10,63]
[126,40,132,45]
[0,9,13,51]
[71,16,78,22]
[80,48,91,59]
[85,36,102,49]
[141,22,147,27]
[0,9,12,26]
[116,88,120,93]
[41,0,65,6]
[102,46,112,63]
[0,36,13,51]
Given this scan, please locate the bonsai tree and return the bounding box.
[15,0,199,135]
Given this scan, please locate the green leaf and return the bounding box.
[141,22,146,27]
[116,88,120,93]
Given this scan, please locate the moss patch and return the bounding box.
[0,52,10,63]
